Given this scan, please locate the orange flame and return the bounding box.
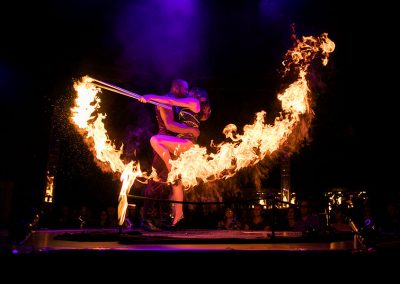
[282,33,335,74]
[44,172,54,203]
[169,33,334,188]
[71,76,143,226]
[168,72,309,188]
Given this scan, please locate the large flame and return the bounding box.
[168,71,310,188]
[169,33,335,188]
[70,33,335,223]
[71,76,143,225]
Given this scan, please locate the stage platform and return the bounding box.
[14,228,356,254]
[4,228,400,274]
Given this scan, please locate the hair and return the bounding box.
[171,79,188,89]
[190,87,211,121]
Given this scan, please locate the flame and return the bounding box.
[71,76,143,226]
[44,172,54,203]
[167,33,334,188]
[282,33,335,73]
[70,33,335,223]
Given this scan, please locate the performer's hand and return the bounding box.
[138,95,152,103]
[142,95,154,103]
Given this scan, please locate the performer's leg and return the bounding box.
[141,153,168,230]
[172,182,184,226]
[150,135,173,171]
[150,135,193,171]
[159,183,172,226]
[156,155,172,227]
[139,182,159,230]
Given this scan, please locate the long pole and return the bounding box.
[89,77,172,110]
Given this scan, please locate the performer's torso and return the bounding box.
[155,93,200,143]
[174,106,200,143]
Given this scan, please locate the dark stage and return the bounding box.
[3,227,399,276]
[6,228,373,256]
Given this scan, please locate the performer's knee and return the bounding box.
[150,135,161,148]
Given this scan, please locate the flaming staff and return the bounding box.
[88,77,172,110]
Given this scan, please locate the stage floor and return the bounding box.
[16,228,356,254]
[7,228,399,272]
[3,229,400,282]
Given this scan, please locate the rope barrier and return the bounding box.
[127,194,294,206]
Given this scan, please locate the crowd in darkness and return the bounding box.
[33,190,400,239]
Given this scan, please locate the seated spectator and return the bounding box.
[217,207,241,230]
[243,204,270,231]
[293,199,325,234]
[329,205,352,233]
[279,205,298,231]
[72,205,94,228]
[97,209,111,228]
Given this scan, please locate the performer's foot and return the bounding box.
[172,215,184,227]
[170,217,185,231]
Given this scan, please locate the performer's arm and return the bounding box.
[159,107,200,138]
[140,95,200,113]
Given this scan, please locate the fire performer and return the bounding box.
[139,87,211,227]
[140,79,200,231]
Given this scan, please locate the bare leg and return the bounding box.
[150,136,173,171]
[150,134,193,171]
[149,134,193,226]
[172,182,184,225]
